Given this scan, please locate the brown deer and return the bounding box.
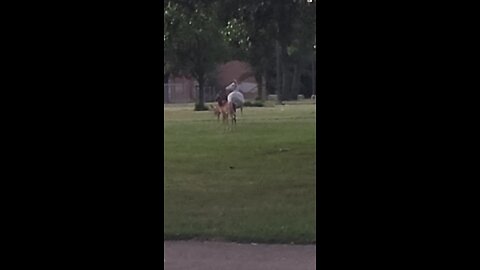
[210,102,237,131]
[210,104,228,122]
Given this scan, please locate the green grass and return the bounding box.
[164,103,316,244]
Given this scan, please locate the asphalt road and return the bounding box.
[164,241,316,270]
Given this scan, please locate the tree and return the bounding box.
[219,0,278,101]
[219,0,316,101]
[165,0,316,104]
[164,1,228,109]
[282,1,316,99]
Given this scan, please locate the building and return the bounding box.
[164,61,258,103]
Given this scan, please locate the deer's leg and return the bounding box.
[223,112,229,132]
[230,103,236,127]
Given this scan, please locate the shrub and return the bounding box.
[194,104,210,111]
[244,101,264,107]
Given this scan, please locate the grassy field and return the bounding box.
[164,102,316,244]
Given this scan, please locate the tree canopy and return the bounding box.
[164,0,316,106]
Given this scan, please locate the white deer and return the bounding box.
[224,80,244,128]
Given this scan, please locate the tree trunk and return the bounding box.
[197,75,205,107]
[164,72,170,83]
[261,72,267,101]
[265,72,271,97]
[255,72,262,101]
[275,40,281,104]
[281,64,286,102]
[280,45,291,101]
[290,64,298,100]
[312,57,316,97]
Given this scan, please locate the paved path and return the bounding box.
[164,241,316,270]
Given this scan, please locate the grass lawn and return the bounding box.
[164,102,316,244]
